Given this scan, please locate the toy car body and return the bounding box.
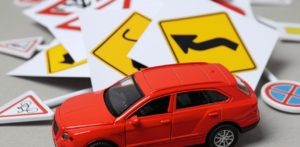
[52,62,259,147]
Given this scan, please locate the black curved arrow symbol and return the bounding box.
[61,53,75,64]
[123,29,138,42]
[171,35,238,54]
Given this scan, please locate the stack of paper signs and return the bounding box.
[7,0,281,90]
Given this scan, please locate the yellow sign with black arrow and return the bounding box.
[159,12,256,73]
[46,44,87,74]
[91,12,150,76]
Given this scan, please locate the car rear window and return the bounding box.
[234,76,250,95]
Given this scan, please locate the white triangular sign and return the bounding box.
[0,36,43,59]
[7,40,90,78]
[0,91,54,124]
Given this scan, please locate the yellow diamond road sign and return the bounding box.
[91,12,150,76]
[159,12,257,73]
[46,44,87,74]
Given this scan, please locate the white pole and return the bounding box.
[255,15,278,29]
[44,88,93,107]
[263,68,279,82]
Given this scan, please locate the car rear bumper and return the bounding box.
[241,118,259,133]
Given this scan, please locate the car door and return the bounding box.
[125,95,173,147]
[171,90,225,141]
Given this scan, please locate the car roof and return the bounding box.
[135,62,237,95]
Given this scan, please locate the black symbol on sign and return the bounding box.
[171,35,238,54]
[55,0,91,11]
[6,43,30,50]
[18,101,39,113]
[61,53,75,64]
[123,29,138,42]
[132,60,147,71]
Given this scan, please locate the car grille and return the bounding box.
[53,117,59,136]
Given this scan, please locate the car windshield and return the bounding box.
[104,76,144,117]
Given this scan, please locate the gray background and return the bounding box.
[0,0,300,146]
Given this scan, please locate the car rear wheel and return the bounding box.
[207,124,239,147]
[88,141,116,147]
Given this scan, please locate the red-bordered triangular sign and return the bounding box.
[0,39,38,53]
[38,0,72,16]
[0,36,43,59]
[0,91,54,124]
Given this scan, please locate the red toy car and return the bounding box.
[52,62,259,147]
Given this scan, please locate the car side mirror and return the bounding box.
[130,115,140,126]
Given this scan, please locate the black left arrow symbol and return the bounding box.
[171,35,238,54]
[61,53,75,64]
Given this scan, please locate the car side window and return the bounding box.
[135,96,170,117]
[210,91,228,103]
[176,90,228,109]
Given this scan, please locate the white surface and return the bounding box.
[0,36,43,59]
[0,91,54,124]
[80,7,162,91]
[128,0,279,90]
[261,80,300,113]
[7,40,90,77]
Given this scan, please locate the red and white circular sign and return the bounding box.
[261,80,300,113]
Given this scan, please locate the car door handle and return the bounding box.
[161,119,171,124]
[208,112,219,117]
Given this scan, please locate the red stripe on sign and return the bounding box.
[38,0,72,16]
[213,0,246,16]
[283,86,298,104]
[96,0,116,9]
[123,0,131,9]
[0,95,48,118]
[56,17,81,31]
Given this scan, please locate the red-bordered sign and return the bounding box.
[0,39,38,53]
[0,95,48,118]
[265,83,300,107]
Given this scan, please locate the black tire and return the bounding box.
[207,124,239,147]
[88,141,116,147]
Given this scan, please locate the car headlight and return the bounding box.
[62,132,68,141]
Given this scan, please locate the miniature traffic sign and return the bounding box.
[127,0,279,90]
[46,44,87,74]
[261,69,300,113]
[159,12,256,73]
[251,0,292,6]
[14,0,45,7]
[0,91,53,124]
[256,15,300,42]
[0,88,92,124]
[91,12,150,76]
[0,36,43,59]
[7,40,90,77]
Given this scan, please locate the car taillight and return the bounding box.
[252,104,258,113]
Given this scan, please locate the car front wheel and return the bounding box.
[207,124,239,147]
[88,141,116,147]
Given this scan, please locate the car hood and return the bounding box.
[59,90,115,129]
